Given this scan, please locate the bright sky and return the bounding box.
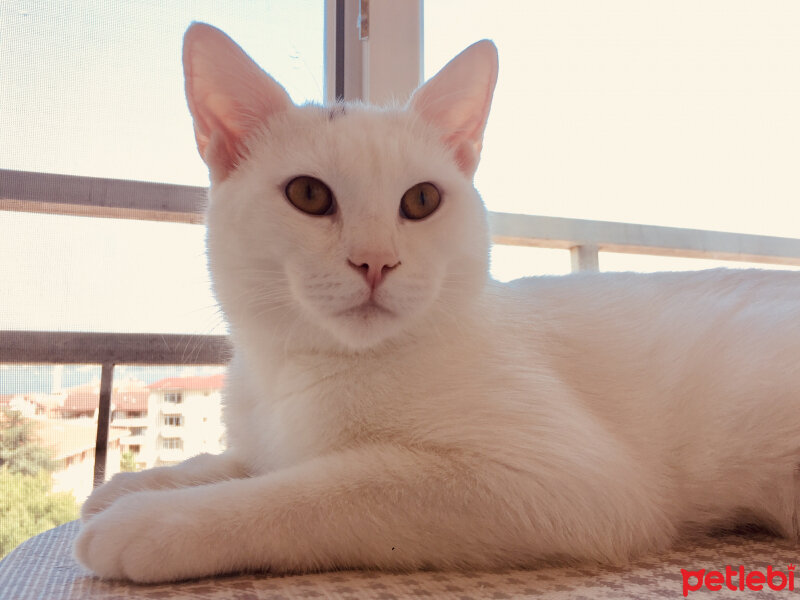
[2,1,800,334]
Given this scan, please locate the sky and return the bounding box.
[2,1,800,335]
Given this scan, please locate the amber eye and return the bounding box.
[400,182,441,220]
[285,176,334,216]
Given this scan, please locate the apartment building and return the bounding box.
[35,418,127,502]
[58,381,149,421]
[139,374,226,468]
[16,373,226,477]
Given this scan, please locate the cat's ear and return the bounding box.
[409,40,498,176]
[183,23,293,182]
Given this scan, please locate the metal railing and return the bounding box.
[0,331,229,487]
[489,212,800,271]
[3,167,800,486]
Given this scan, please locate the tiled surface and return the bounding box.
[1,521,798,599]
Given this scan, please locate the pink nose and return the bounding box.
[348,253,400,289]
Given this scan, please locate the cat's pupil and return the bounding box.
[400,182,441,220]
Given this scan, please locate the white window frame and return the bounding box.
[163,415,184,427]
[325,0,422,105]
[163,392,183,405]
[161,437,183,450]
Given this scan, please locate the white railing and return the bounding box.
[489,212,800,272]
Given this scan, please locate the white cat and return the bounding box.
[75,23,800,583]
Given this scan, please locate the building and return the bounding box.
[57,380,149,421]
[1,392,63,418]
[110,389,150,469]
[35,418,127,502]
[19,374,227,475]
[142,374,226,468]
[0,394,36,418]
[50,379,150,472]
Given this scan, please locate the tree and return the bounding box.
[120,450,137,472]
[0,468,79,558]
[0,408,55,475]
[0,408,79,558]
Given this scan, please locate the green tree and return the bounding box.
[0,408,55,475]
[120,450,137,472]
[0,468,79,558]
[0,408,80,558]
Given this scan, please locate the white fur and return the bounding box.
[75,24,800,583]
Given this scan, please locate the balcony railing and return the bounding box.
[0,330,229,487]
[111,417,149,428]
[158,425,185,437]
[120,434,146,446]
[3,167,800,489]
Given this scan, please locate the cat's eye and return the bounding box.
[285,176,335,216]
[400,182,441,220]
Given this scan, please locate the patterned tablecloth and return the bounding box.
[1,520,798,599]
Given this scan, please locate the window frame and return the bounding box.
[327,0,422,104]
[161,437,183,451]
[163,415,184,427]
[163,392,183,405]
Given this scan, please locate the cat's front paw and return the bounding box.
[74,488,224,582]
[82,471,156,521]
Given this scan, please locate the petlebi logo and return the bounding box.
[681,565,795,596]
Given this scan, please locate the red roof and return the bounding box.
[61,384,149,414]
[112,390,149,411]
[148,374,225,391]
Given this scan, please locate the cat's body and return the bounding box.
[74,23,800,583]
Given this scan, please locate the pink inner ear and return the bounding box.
[202,130,239,183]
[409,39,498,177]
[183,23,293,181]
[451,139,480,175]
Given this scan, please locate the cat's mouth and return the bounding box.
[337,299,394,319]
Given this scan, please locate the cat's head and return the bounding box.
[183,23,498,351]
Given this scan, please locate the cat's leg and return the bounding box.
[74,443,671,583]
[749,463,800,540]
[81,451,247,521]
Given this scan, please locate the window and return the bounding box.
[423,1,800,276]
[1,1,325,335]
[161,438,183,450]
[164,393,183,405]
[163,415,183,427]
[2,1,324,184]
